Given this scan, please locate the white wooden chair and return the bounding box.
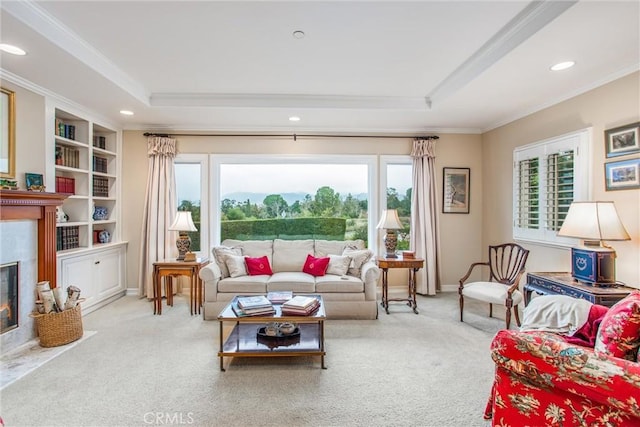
[458,243,530,329]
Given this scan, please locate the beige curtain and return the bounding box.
[138,136,178,298]
[410,137,442,295]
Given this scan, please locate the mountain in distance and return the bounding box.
[222,191,368,205]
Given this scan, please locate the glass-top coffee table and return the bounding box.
[217,295,326,371]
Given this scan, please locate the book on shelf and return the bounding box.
[232,304,276,317]
[282,295,317,309]
[236,295,272,310]
[267,291,293,304]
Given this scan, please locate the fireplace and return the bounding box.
[0,190,67,353]
[1,262,18,334]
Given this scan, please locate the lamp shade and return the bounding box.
[376,209,403,230]
[169,211,197,232]
[558,201,630,241]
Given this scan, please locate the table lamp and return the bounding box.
[557,201,630,286]
[169,211,198,261]
[377,209,404,258]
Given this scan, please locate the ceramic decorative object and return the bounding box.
[98,230,110,244]
[279,322,297,335]
[56,206,69,223]
[93,206,108,221]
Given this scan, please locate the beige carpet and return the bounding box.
[0,291,509,427]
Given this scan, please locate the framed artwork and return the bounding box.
[442,167,470,214]
[604,158,640,191]
[25,173,44,191]
[1,87,16,178]
[605,122,640,158]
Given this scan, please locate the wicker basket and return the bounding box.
[32,304,83,347]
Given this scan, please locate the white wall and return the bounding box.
[482,71,640,289]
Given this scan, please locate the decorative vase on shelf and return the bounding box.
[93,206,108,221]
[98,230,110,244]
[56,206,69,223]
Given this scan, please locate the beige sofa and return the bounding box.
[199,239,380,320]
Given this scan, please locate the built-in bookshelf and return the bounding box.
[53,108,119,253]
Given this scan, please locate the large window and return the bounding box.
[513,129,590,246]
[212,155,377,247]
[174,154,208,255]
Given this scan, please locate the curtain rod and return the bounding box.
[143,132,439,142]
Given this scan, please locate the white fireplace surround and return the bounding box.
[0,220,38,354]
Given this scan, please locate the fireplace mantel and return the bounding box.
[0,190,68,288]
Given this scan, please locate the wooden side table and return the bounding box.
[525,272,634,307]
[376,255,425,314]
[152,258,209,315]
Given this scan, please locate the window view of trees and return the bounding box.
[385,163,412,251]
[175,163,201,251]
[219,163,370,243]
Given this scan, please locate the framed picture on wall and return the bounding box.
[442,167,470,214]
[605,122,640,158]
[25,172,44,191]
[604,158,640,191]
[1,87,16,179]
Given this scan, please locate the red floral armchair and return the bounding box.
[485,329,640,426]
[485,291,640,426]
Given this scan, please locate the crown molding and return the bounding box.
[1,0,150,105]
[150,93,430,110]
[427,0,577,106]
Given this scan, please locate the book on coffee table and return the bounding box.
[237,295,272,310]
[267,291,293,304]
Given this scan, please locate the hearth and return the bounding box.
[0,262,18,334]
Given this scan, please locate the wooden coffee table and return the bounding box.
[217,295,327,371]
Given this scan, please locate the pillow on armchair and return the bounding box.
[595,291,640,360]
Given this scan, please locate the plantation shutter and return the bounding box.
[516,157,539,229]
[545,150,574,231]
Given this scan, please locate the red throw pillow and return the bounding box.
[303,254,330,277]
[594,291,640,360]
[244,256,273,276]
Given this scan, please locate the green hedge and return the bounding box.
[221,217,346,241]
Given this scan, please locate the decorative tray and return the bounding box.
[256,326,300,340]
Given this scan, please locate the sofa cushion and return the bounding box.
[217,276,267,294]
[222,239,274,266]
[303,254,330,276]
[225,254,248,278]
[212,246,242,278]
[315,239,365,257]
[272,239,314,272]
[267,272,315,292]
[595,291,640,360]
[326,254,351,276]
[245,255,273,276]
[315,275,364,293]
[342,248,374,277]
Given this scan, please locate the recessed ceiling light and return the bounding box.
[550,61,575,71]
[120,110,134,116]
[289,116,300,122]
[292,30,305,39]
[0,44,27,56]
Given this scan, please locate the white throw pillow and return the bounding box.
[342,248,373,277]
[326,255,351,276]
[213,246,242,278]
[225,254,248,278]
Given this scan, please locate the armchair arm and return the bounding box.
[491,329,640,419]
[458,261,489,289]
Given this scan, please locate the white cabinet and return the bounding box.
[57,243,127,314]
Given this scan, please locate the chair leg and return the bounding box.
[514,305,521,327]
[459,294,464,322]
[505,307,511,330]
[489,303,493,318]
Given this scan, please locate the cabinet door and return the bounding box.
[96,248,122,297]
[59,253,98,309]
